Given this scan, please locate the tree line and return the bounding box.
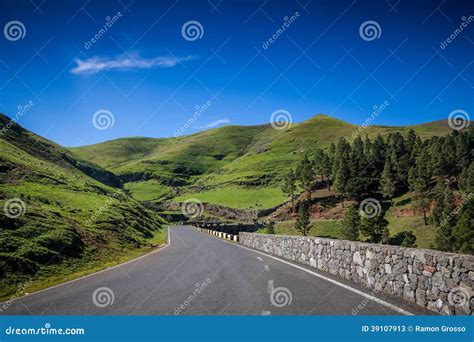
[280,128,473,253]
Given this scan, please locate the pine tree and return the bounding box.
[370,134,386,176]
[346,136,370,200]
[387,132,410,192]
[430,178,446,226]
[435,188,457,252]
[459,162,474,193]
[296,154,314,201]
[265,222,276,234]
[342,205,360,241]
[321,152,332,190]
[409,150,432,225]
[452,199,474,253]
[360,210,389,243]
[379,159,396,201]
[281,169,297,212]
[295,201,311,236]
[333,138,351,206]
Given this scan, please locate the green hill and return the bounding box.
[71,114,452,208]
[0,113,165,299]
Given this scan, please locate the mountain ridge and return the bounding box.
[69,113,454,207]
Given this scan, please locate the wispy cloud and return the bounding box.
[200,119,231,129]
[71,54,194,74]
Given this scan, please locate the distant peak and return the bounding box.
[306,113,353,126]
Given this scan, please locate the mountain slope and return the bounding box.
[0,113,165,299]
[71,114,453,208]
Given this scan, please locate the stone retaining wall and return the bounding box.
[239,232,474,315]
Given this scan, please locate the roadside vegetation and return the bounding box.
[0,114,165,300]
[279,128,472,253]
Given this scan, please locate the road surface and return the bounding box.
[1,226,432,315]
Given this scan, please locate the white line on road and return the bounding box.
[197,227,413,316]
[257,256,263,261]
[264,265,270,272]
[261,310,271,315]
[267,280,274,294]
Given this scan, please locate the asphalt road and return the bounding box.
[1,226,432,315]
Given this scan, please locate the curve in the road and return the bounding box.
[0,226,433,316]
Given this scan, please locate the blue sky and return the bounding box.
[0,0,473,146]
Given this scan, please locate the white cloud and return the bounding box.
[200,119,231,129]
[71,54,194,74]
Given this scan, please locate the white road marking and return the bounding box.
[267,280,274,294]
[261,310,271,315]
[264,265,270,272]
[257,256,263,261]
[198,227,413,316]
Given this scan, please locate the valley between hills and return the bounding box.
[1,112,472,300]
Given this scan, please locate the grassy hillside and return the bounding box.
[72,114,452,208]
[0,114,165,300]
